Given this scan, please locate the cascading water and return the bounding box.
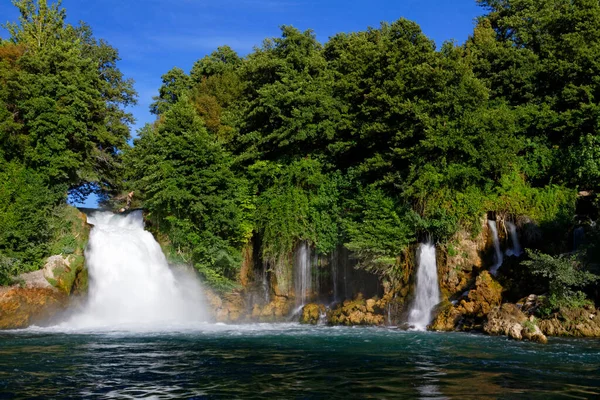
[488,220,503,275]
[573,227,586,251]
[294,241,312,307]
[505,221,522,257]
[65,211,208,330]
[261,261,271,304]
[407,243,440,331]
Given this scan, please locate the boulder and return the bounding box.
[299,303,325,325]
[0,287,68,329]
[537,307,600,338]
[484,304,547,344]
[431,271,503,331]
[328,294,384,326]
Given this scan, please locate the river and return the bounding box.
[1,324,599,399]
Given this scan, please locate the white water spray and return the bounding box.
[64,211,208,330]
[488,220,503,275]
[505,221,522,257]
[408,243,440,331]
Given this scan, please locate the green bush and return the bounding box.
[523,250,598,315]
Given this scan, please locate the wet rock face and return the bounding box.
[461,271,503,318]
[327,294,385,326]
[440,225,487,297]
[431,271,503,331]
[251,296,293,321]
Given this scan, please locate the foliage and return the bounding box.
[4,0,600,294]
[0,161,55,282]
[0,0,134,283]
[344,187,414,274]
[523,250,599,313]
[123,99,250,289]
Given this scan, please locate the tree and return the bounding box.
[473,0,600,189]
[124,99,250,289]
[523,250,599,312]
[150,67,191,115]
[1,0,136,201]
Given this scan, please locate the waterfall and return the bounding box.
[488,220,503,275]
[573,227,585,251]
[331,249,339,302]
[505,221,522,257]
[294,241,312,307]
[407,243,440,331]
[261,261,270,303]
[65,211,208,329]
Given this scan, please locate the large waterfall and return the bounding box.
[408,243,440,331]
[65,211,208,330]
[488,220,503,275]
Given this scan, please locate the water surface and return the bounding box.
[1,325,599,399]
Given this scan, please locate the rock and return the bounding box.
[300,303,325,325]
[431,301,462,331]
[328,294,384,326]
[431,271,503,332]
[465,271,503,317]
[485,304,526,336]
[0,287,69,329]
[517,294,542,315]
[508,323,523,340]
[538,307,600,338]
[521,322,548,344]
[366,298,376,313]
[484,303,547,344]
[440,225,487,296]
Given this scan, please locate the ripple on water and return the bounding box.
[1,325,599,399]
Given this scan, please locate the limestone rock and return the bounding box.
[0,287,68,329]
[484,303,547,344]
[328,294,384,326]
[538,307,600,338]
[461,271,503,318]
[300,303,325,325]
[508,323,523,340]
[430,301,462,331]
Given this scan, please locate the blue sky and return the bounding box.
[0,0,484,206]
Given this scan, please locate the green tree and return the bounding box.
[2,0,136,200]
[124,99,250,289]
[523,250,598,312]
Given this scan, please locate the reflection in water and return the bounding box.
[414,358,448,400]
[0,327,599,399]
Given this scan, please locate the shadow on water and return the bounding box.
[1,327,599,399]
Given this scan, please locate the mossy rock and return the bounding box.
[300,303,325,324]
[328,294,385,326]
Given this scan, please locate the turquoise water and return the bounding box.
[1,324,599,399]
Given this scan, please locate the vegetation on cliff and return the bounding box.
[0,0,135,283]
[1,0,599,315]
[120,0,598,299]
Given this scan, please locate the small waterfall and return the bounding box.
[261,260,270,303]
[488,220,503,275]
[407,243,440,331]
[573,227,585,251]
[294,241,312,307]
[65,211,208,329]
[505,221,522,257]
[331,249,339,302]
